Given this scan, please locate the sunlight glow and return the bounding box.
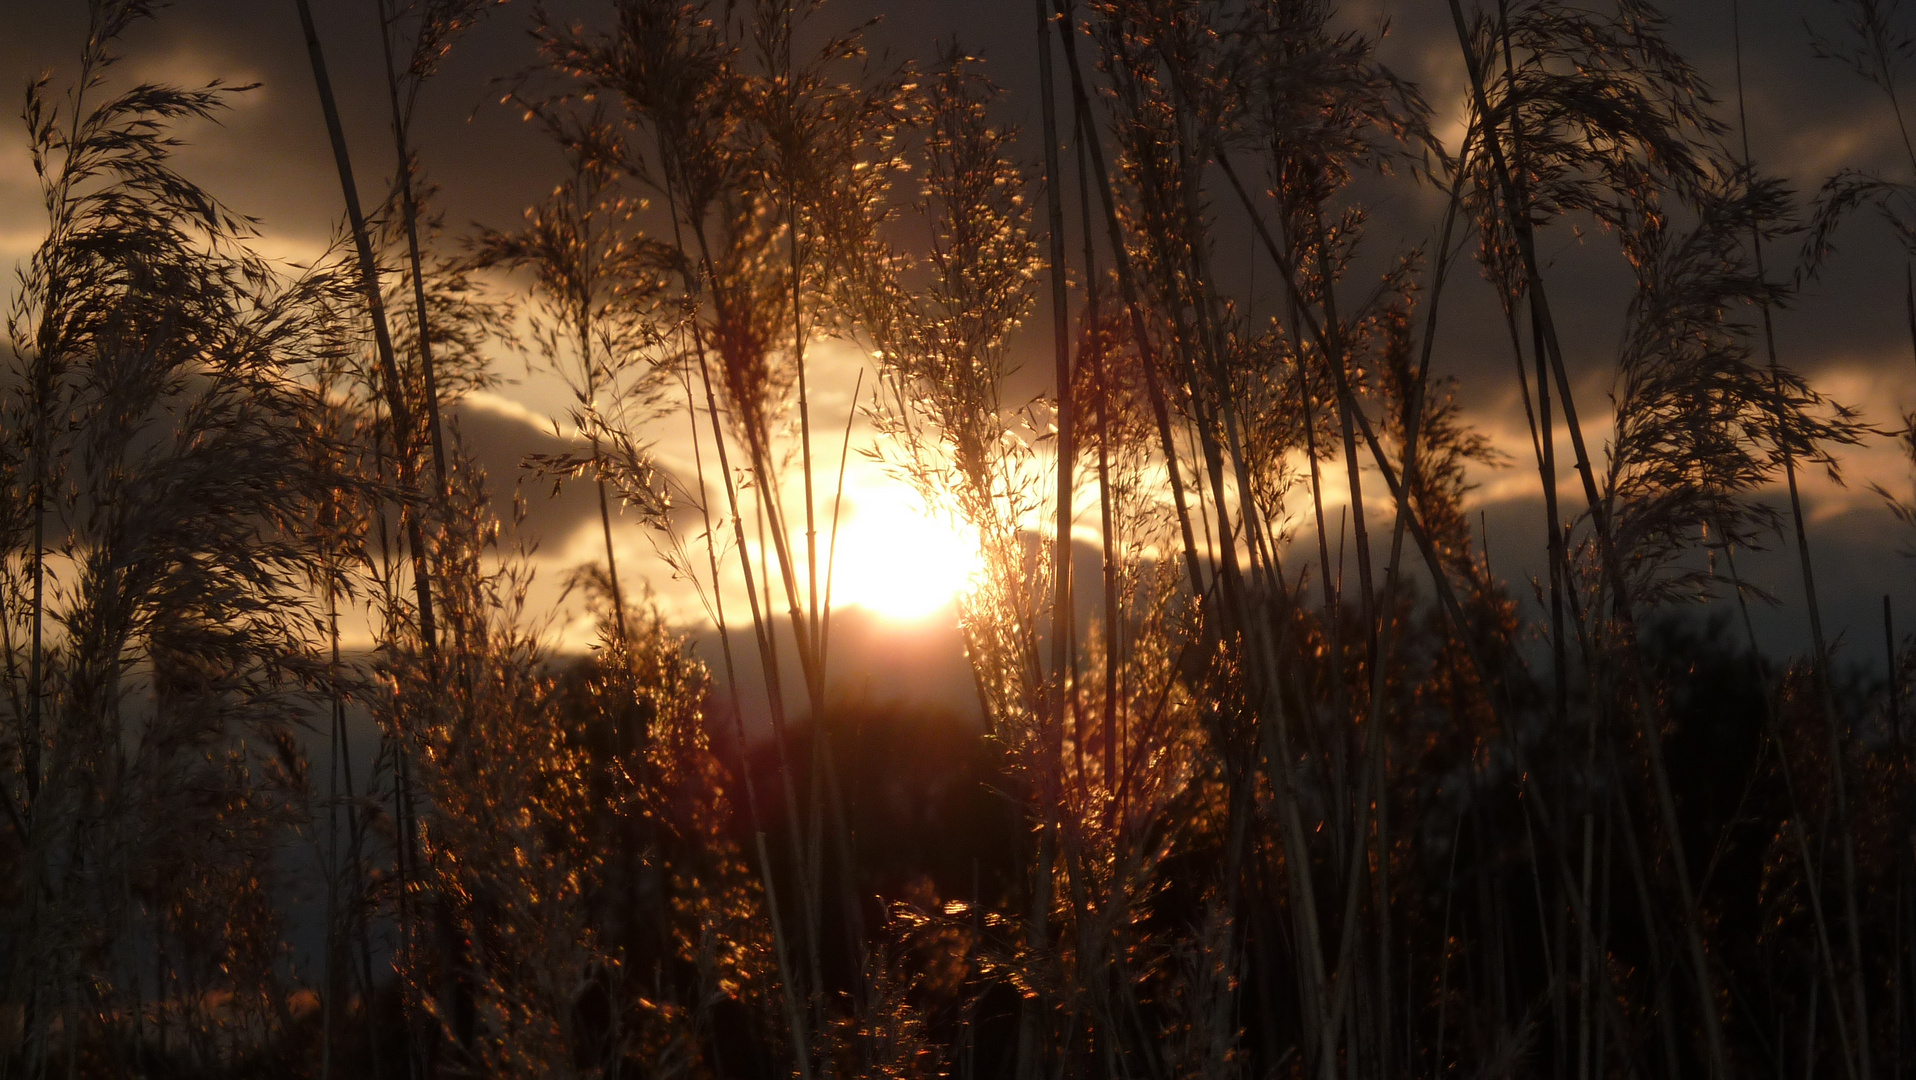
[822,495,982,622]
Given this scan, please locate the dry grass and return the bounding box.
[5,1,1916,1077]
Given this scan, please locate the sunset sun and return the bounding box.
[824,495,982,622]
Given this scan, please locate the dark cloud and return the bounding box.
[446,394,603,546]
[0,0,590,260]
[1473,487,1916,671]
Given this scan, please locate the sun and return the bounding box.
[823,495,981,622]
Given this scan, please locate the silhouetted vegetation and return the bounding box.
[6,1,1916,1077]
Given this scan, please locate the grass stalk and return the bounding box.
[1234,159,1645,1064]
[293,0,438,660]
[683,353,814,1077]
[374,0,450,494]
[1071,117,1123,819]
[649,124,826,1027]
[692,297,824,1070]
[1728,541,1861,1080]
[1022,3,1076,1073]
[1051,0,1207,607]
[1732,8,1872,1069]
[1050,10,1341,1067]
[294,3,446,1068]
[817,369,861,667]
[1445,7,1731,1071]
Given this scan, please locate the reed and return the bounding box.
[11,1,1916,1076]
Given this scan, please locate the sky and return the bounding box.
[7,0,1916,720]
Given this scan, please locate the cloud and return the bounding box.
[451,390,601,546]
[12,0,1916,674]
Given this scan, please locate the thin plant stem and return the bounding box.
[1023,2,1074,1072]
[1733,7,1871,1068]
[374,0,449,494]
[293,0,438,661]
[682,349,813,1076]
[1444,8,1731,1071]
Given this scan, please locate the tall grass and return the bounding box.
[7,0,1916,1077]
